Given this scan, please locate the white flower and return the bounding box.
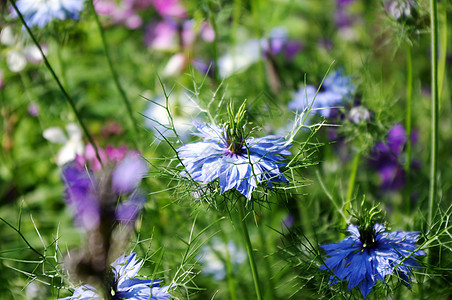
[218,39,261,79]
[43,123,84,166]
[162,53,187,77]
[0,26,44,72]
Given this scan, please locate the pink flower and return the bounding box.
[75,144,130,171]
[94,0,151,29]
[152,0,186,18]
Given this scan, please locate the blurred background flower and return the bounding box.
[199,238,246,280]
[10,0,86,27]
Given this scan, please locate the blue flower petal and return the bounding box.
[320,223,424,298]
[177,123,291,199]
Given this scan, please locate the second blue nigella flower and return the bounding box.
[288,69,355,118]
[321,223,424,299]
[176,121,292,200]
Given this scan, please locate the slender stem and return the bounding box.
[220,229,238,300]
[405,43,413,213]
[0,217,44,259]
[9,0,103,166]
[237,199,263,300]
[315,170,347,223]
[344,151,360,220]
[428,0,439,230]
[232,0,242,45]
[89,0,139,147]
[257,220,277,300]
[207,2,219,82]
[250,0,265,90]
[438,7,447,99]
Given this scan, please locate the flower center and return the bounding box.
[225,129,245,154]
[225,100,248,155]
[358,224,377,249]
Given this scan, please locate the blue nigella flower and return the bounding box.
[321,223,425,299]
[288,69,354,118]
[176,121,291,199]
[10,0,86,28]
[61,253,171,300]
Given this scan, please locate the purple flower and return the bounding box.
[369,124,414,191]
[321,223,425,299]
[75,144,130,172]
[112,154,149,194]
[152,0,186,18]
[337,0,356,6]
[115,193,146,224]
[261,27,303,59]
[63,152,148,229]
[284,40,303,60]
[177,122,291,199]
[60,253,171,300]
[63,165,100,231]
[10,0,86,28]
[28,102,39,117]
[288,69,354,118]
[144,19,214,52]
[192,58,215,77]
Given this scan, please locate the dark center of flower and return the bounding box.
[104,269,118,300]
[358,223,377,249]
[354,203,382,250]
[225,100,248,155]
[225,127,245,155]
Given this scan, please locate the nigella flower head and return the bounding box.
[288,69,355,118]
[177,102,291,200]
[321,210,425,299]
[10,0,86,28]
[61,252,171,300]
[386,0,418,23]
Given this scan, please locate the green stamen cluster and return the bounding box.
[355,205,382,249]
[225,101,248,154]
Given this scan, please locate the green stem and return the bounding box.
[237,199,263,300]
[438,6,447,100]
[428,0,439,230]
[220,229,238,300]
[232,0,242,45]
[257,220,277,300]
[344,151,360,221]
[250,0,265,91]
[207,2,220,83]
[89,0,139,147]
[9,0,102,166]
[405,44,413,213]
